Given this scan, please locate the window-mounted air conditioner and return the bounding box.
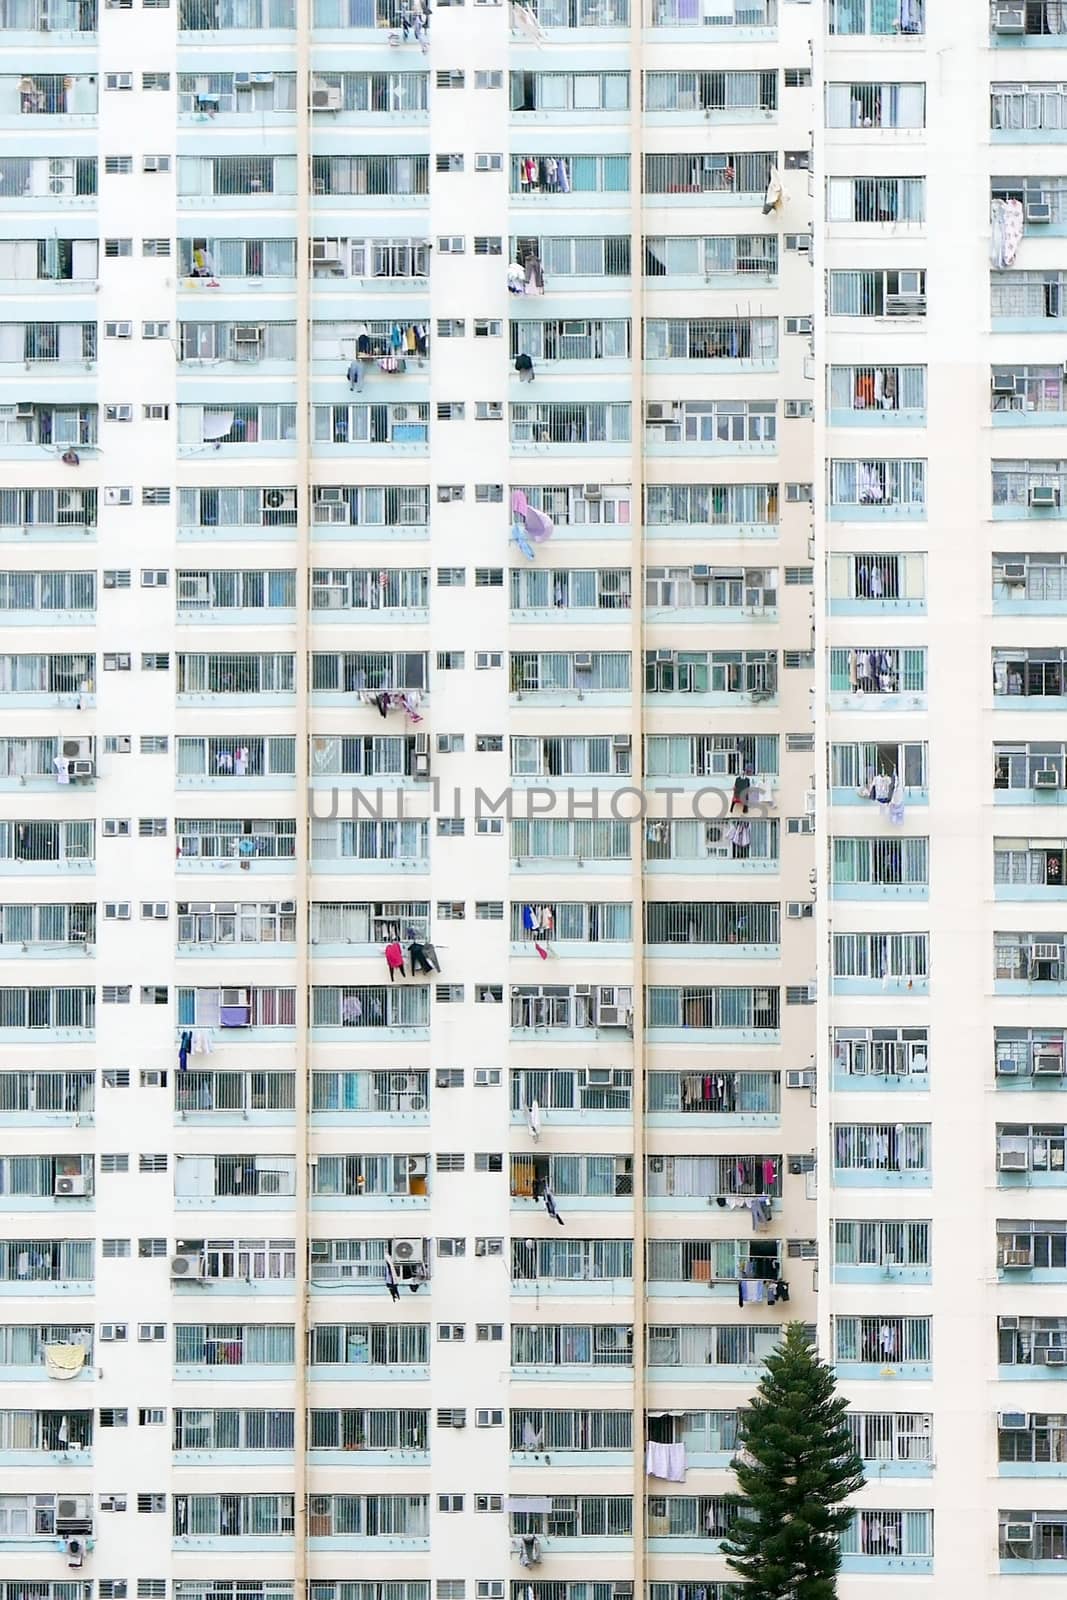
[1029,484,1060,508]
[786,1068,815,1089]
[1005,1523,1034,1545]
[312,86,343,110]
[999,1245,1034,1268]
[992,373,1018,396]
[993,3,1026,30]
[997,1147,1029,1171]
[1034,768,1060,788]
[1001,561,1027,582]
[1027,200,1052,223]
[1034,1050,1064,1074]
[999,1410,1029,1430]
[1043,1346,1067,1364]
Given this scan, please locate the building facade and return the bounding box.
[8,0,1043,1592]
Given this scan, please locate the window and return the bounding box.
[477,1323,503,1340]
[437,738,464,755]
[436,154,464,172]
[475,1496,503,1513]
[439,1585,465,1600]
[785,67,812,86]
[139,1071,166,1087]
[140,986,168,1005]
[438,818,465,837]
[138,817,167,835]
[437,485,464,501]
[475,72,502,89]
[476,817,503,836]
[105,321,133,338]
[437,237,465,254]
[142,238,170,255]
[438,568,466,587]
[138,1323,166,1341]
[475,651,502,668]
[143,487,170,505]
[142,322,169,340]
[137,1495,166,1513]
[476,485,503,502]
[439,1494,465,1512]
[143,157,171,174]
[476,985,503,1003]
[437,651,465,669]
[142,653,169,671]
[105,240,133,258]
[102,1241,131,1258]
[436,1068,464,1087]
[476,735,503,752]
[437,897,465,914]
[101,1154,130,1173]
[437,319,465,337]
[437,403,465,420]
[438,1324,465,1341]
[436,69,465,87]
[105,156,133,174]
[475,568,503,586]
[437,1153,466,1172]
[100,1408,129,1427]
[476,1408,503,1427]
[475,153,503,172]
[139,1153,167,1173]
[474,1069,501,1086]
[474,1153,503,1173]
[138,1238,167,1257]
[438,1410,467,1428]
[143,404,169,420]
[140,736,168,753]
[139,1408,166,1425]
[103,985,132,1003]
[475,902,504,919]
[437,1237,466,1256]
[105,72,134,89]
[436,984,464,1003]
[786,483,814,502]
[475,400,503,418]
[142,72,170,89]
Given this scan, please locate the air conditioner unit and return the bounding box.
[583,483,602,499]
[992,373,1018,396]
[646,402,677,423]
[595,985,632,1027]
[691,563,711,578]
[234,325,262,343]
[389,1237,424,1263]
[312,86,343,110]
[572,651,593,669]
[1035,1051,1064,1074]
[804,789,817,815]
[15,403,34,419]
[55,1173,89,1196]
[787,901,814,919]
[413,750,431,779]
[262,487,295,513]
[249,71,274,82]
[586,1067,613,1085]
[1027,199,1052,223]
[1034,768,1061,788]
[1002,1315,1021,1330]
[56,1497,92,1531]
[314,501,350,524]
[993,2,1026,28]
[1029,484,1060,507]
[312,585,347,609]
[1044,1346,1067,1364]
[170,1252,203,1279]
[1033,943,1062,961]
[1005,1523,1034,1545]
[311,241,343,265]
[221,987,250,1006]
[997,1057,1020,1075]
[61,736,93,760]
[654,648,674,663]
[999,1410,1029,1430]
[612,733,631,750]
[999,1246,1034,1267]
[233,71,252,83]
[406,1155,428,1177]
[997,1148,1029,1171]
[71,759,95,779]
[786,1068,815,1090]
[1002,561,1027,582]
[885,292,926,317]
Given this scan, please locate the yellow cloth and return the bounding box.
[44,1344,86,1380]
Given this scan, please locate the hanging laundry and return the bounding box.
[512,520,536,561]
[53,755,71,785]
[384,1256,401,1302]
[527,1100,541,1140]
[888,773,905,826]
[646,1440,687,1482]
[385,941,405,981]
[543,1187,564,1225]
[178,1030,192,1072]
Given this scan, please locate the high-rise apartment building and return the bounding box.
[18,0,1057,1591]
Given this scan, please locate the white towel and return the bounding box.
[646,1440,686,1482]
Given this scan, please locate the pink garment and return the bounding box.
[524,505,554,542]
[385,942,405,971]
[763,1158,777,1191]
[511,489,529,520]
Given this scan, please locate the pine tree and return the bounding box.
[721,1321,865,1600]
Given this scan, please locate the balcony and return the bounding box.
[645,1069,780,1127]
[826,0,924,37]
[510,650,631,707]
[644,482,779,542]
[833,1316,931,1381]
[509,1068,633,1127]
[1001,1514,1067,1571]
[996,1028,1067,1089]
[832,1122,931,1188]
[828,646,927,711]
[0,0,97,35]
[839,1511,933,1575]
[178,0,294,30]
[993,82,1067,141]
[828,458,927,522]
[0,987,94,1041]
[649,0,775,34]
[833,1221,931,1285]
[994,462,1067,519]
[644,648,777,709]
[177,403,297,457]
[828,553,925,616]
[645,984,780,1044]
[644,401,778,459]
[828,363,927,429]
[175,1069,295,1125]
[0,1069,94,1126]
